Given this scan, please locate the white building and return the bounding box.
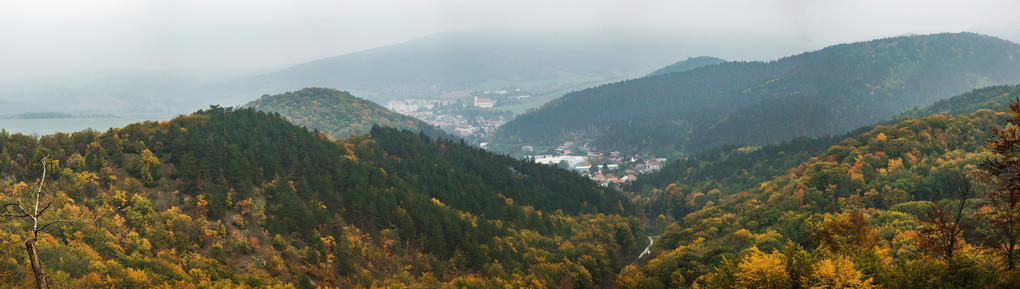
[474,96,495,108]
[386,100,409,113]
[533,155,587,169]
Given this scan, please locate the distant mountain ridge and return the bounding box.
[0,69,192,113]
[647,56,726,76]
[185,28,816,108]
[189,29,698,107]
[242,87,449,139]
[0,99,44,115]
[496,32,1020,155]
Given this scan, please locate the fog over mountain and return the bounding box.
[185,28,815,108]
[6,1,1020,288]
[1,0,1018,114]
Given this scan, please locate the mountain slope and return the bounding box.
[497,32,1020,155]
[647,56,726,76]
[630,85,1020,225]
[243,87,448,139]
[0,107,640,288]
[894,84,1020,119]
[620,86,1020,288]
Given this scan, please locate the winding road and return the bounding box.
[638,236,654,259]
[631,236,655,266]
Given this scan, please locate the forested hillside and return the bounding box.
[628,132,868,224]
[497,33,1020,156]
[618,98,1020,287]
[0,107,641,288]
[631,85,1020,223]
[894,85,1020,121]
[243,87,449,139]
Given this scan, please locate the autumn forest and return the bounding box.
[5,32,1020,289]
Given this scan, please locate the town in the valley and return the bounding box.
[386,89,519,141]
[526,141,668,187]
[386,88,666,188]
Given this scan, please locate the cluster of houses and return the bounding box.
[582,171,639,187]
[411,111,507,138]
[530,154,634,186]
[386,90,526,139]
[532,155,587,168]
[528,141,670,187]
[636,157,667,174]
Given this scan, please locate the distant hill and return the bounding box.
[647,56,726,76]
[496,32,1020,155]
[186,28,814,108]
[243,87,449,139]
[0,99,44,115]
[0,69,191,113]
[188,29,685,107]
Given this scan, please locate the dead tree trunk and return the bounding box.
[2,156,60,289]
[25,239,48,289]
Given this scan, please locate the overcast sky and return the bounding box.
[1,0,1018,79]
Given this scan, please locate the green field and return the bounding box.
[490,68,656,115]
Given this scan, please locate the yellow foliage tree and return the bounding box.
[734,246,792,289]
[802,256,875,289]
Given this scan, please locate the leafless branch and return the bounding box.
[37,219,78,233]
[36,202,52,217]
[1,203,30,218]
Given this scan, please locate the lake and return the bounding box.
[0,113,178,136]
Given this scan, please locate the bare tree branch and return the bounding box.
[37,219,78,233]
[1,203,30,218]
[36,202,52,218]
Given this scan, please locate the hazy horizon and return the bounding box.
[1,0,1019,117]
[2,0,1018,79]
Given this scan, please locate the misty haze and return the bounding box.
[2,1,1020,288]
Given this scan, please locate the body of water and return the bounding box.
[0,114,178,136]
